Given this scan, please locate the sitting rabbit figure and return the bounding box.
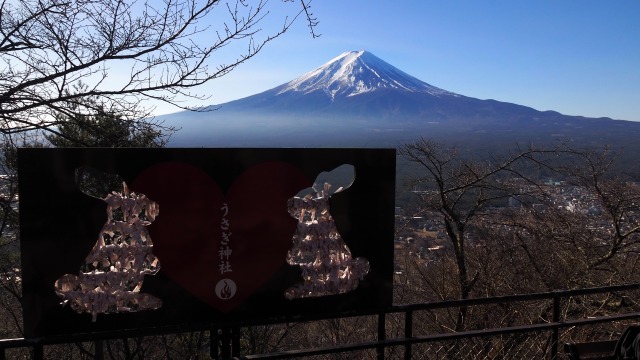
[285,164,369,299]
[54,167,161,322]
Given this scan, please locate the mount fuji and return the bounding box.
[161,50,640,150]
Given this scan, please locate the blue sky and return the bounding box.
[155,1,640,122]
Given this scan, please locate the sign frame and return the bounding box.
[18,148,395,337]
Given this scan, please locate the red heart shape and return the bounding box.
[132,161,310,312]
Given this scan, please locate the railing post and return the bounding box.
[33,343,43,360]
[377,312,386,360]
[404,309,413,360]
[210,327,218,359]
[221,327,231,359]
[552,294,561,360]
[95,340,104,360]
[232,326,241,358]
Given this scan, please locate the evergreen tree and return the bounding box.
[46,107,167,148]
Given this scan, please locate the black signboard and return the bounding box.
[18,148,395,337]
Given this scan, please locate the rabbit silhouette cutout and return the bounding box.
[54,167,161,321]
[285,164,370,299]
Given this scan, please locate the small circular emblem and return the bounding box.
[215,279,237,300]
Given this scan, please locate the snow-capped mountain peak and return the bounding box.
[277,50,455,99]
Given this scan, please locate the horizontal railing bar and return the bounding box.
[1,283,639,354]
[391,282,640,314]
[238,312,640,359]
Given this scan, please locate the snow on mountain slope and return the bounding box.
[276,50,457,100]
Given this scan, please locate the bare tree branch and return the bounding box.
[0,0,318,135]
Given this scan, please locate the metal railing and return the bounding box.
[2,283,639,359]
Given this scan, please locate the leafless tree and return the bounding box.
[0,0,318,138]
[554,147,640,272]
[399,139,640,337]
[401,140,528,324]
[0,134,38,340]
[399,138,568,331]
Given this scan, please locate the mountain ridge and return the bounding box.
[161,50,637,152]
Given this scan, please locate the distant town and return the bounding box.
[393,179,640,274]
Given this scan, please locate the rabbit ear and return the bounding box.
[74,167,126,199]
[312,164,355,196]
